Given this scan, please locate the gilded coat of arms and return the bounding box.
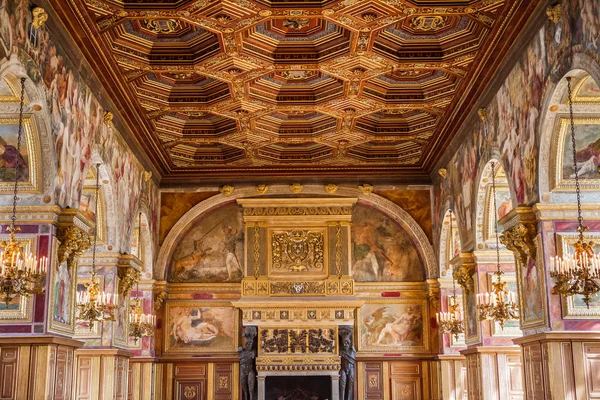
[272,230,324,272]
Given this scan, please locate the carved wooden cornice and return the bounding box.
[451,253,476,292]
[499,206,538,267]
[56,209,93,268]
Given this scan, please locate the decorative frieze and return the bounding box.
[242,277,354,297]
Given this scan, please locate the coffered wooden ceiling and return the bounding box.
[50,0,541,183]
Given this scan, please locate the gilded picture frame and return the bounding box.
[463,286,481,346]
[80,185,106,244]
[0,235,36,322]
[515,234,548,331]
[164,301,238,354]
[74,276,104,338]
[357,298,430,353]
[48,238,77,336]
[483,184,510,243]
[557,232,600,318]
[113,275,130,348]
[488,272,521,337]
[551,117,600,191]
[0,116,41,193]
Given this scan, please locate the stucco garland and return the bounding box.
[155,185,437,281]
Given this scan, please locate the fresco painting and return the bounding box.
[351,204,423,282]
[360,303,424,351]
[169,203,244,283]
[0,120,29,183]
[561,121,600,180]
[166,305,236,353]
[0,0,158,252]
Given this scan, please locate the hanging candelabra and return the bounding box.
[76,164,118,330]
[0,77,47,304]
[129,214,155,344]
[436,211,464,340]
[477,161,520,329]
[550,77,600,307]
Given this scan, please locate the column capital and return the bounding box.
[56,208,93,268]
[499,206,537,268]
[451,253,476,292]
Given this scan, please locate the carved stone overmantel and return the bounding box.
[452,253,476,293]
[56,208,93,268]
[499,207,538,268]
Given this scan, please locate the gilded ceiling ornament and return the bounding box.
[324,184,338,194]
[220,185,234,196]
[546,4,561,24]
[256,184,269,195]
[438,168,448,179]
[282,18,310,30]
[215,14,232,24]
[280,70,315,80]
[103,111,113,125]
[411,15,446,31]
[290,183,303,194]
[361,12,378,22]
[31,7,48,29]
[144,19,181,34]
[358,184,374,194]
[258,10,272,17]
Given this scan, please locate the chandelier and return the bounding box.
[550,77,600,308]
[76,163,118,330]
[129,214,155,344]
[0,77,47,304]
[437,211,464,340]
[477,161,519,329]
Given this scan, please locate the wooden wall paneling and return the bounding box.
[439,357,468,400]
[479,353,498,399]
[75,355,96,400]
[389,361,423,400]
[115,356,129,400]
[428,360,441,400]
[0,348,17,400]
[214,363,233,400]
[465,353,480,400]
[503,353,524,399]
[582,342,600,399]
[362,361,384,399]
[56,346,75,400]
[174,363,207,400]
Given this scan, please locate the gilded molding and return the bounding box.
[452,254,476,292]
[256,184,268,195]
[241,277,354,297]
[243,206,353,216]
[290,183,303,194]
[117,255,142,295]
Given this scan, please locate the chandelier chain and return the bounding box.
[449,209,457,297]
[91,163,100,277]
[491,161,501,274]
[566,77,585,238]
[10,78,26,235]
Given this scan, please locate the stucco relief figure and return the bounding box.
[239,326,257,400]
[339,326,356,400]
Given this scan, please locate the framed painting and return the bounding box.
[463,287,480,345]
[557,232,600,318]
[552,117,600,191]
[79,186,106,244]
[164,301,238,354]
[0,235,35,322]
[48,239,77,335]
[0,117,40,192]
[74,277,104,338]
[515,234,548,331]
[488,272,521,337]
[357,299,429,353]
[113,279,130,348]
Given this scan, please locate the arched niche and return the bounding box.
[156,185,437,281]
[130,209,154,280]
[439,209,461,280]
[538,56,600,203]
[474,160,513,250]
[0,61,56,203]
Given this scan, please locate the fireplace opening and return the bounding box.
[265,375,332,400]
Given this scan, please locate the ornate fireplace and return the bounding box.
[233,198,362,400]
